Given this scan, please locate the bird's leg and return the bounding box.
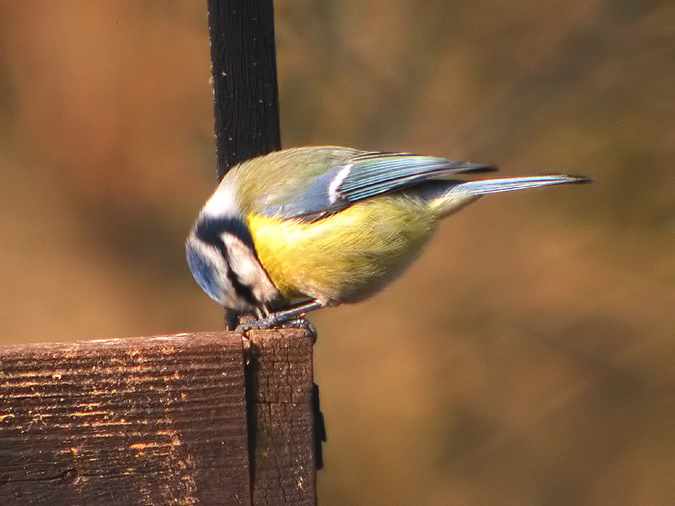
[224,309,240,331]
[237,300,325,332]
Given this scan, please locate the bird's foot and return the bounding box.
[233,300,324,341]
[235,315,276,332]
[235,313,318,343]
[279,318,317,342]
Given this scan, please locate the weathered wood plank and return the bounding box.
[0,332,250,505]
[246,329,316,506]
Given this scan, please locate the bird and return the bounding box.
[186,146,590,329]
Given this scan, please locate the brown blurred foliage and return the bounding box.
[0,1,673,504]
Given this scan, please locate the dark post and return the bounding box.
[207,0,282,180]
[206,2,319,505]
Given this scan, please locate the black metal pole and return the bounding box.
[206,0,282,181]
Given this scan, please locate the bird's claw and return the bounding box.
[280,318,317,342]
[235,316,275,332]
[236,315,317,342]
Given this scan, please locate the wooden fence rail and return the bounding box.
[0,329,317,505]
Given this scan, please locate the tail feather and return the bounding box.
[429,174,591,217]
[451,174,591,195]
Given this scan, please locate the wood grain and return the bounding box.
[246,329,316,506]
[0,332,250,505]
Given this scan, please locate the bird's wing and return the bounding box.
[258,151,496,221]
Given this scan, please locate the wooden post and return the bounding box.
[206,0,320,504]
[245,330,316,505]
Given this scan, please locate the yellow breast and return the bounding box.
[247,195,438,304]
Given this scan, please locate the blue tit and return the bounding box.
[186,146,589,328]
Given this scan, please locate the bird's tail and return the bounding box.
[430,174,591,217]
[452,174,591,195]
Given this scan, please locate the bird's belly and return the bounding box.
[248,195,438,305]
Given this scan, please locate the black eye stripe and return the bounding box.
[195,216,255,250]
[195,216,258,307]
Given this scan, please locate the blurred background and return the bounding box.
[0,1,673,504]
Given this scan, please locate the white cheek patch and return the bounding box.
[223,233,280,304]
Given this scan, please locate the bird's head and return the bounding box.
[185,208,280,314]
[185,224,235,309]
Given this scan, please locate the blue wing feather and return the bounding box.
[261,151,495,221]
[260,165,344,219]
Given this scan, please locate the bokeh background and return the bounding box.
[1,1,673,504]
